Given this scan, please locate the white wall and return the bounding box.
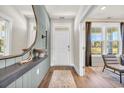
[0,6,28,55]
[73,5,95,76]
[26,18,36,48]
[74,6,89,76]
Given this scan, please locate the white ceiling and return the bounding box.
[12,5,34,18]
[45,5,80,19]
[87,5,124,20]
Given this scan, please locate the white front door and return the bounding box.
[52,22,71,66]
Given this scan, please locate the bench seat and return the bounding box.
[107,64,124,73]
[102,55,124,83]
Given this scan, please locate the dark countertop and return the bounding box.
[0,56,48,88]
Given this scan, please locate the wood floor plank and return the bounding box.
[38,66,124,88]
[48,70,77,88]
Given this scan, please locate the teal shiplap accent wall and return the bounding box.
[0,5,51,88]
[34,6,50,49]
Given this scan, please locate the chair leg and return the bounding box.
[120,72,122,83]
[102,65,105,72]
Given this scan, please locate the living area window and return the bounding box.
[0,18,10,56]
[91,23,121,55]
[106,27,120,54]
[91,27,102,55]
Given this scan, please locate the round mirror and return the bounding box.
[0,5,36,57]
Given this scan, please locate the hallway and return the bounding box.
[39,66,124,88]
[0,5,124,89]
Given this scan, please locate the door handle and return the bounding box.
[67,45,70,51]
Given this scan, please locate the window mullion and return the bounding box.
[103,25,107,55]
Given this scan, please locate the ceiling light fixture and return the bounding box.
[101,6,106,10]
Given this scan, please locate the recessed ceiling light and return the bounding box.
[101,6,106,10]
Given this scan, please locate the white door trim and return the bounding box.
[50,19,74,67]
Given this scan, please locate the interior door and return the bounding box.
[53,23,71,66]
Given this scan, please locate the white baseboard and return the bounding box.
[74,65,84,76]
[50,64,74,67]
[50,63,84,76]
[74,65,80,75]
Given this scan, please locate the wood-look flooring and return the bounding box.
[38,66,124,88]
[48,70,77,88]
